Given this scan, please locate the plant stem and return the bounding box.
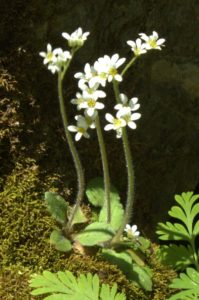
[111,80,135,242]
[121,56,137,77]
[95,114,111,223]
[57,70,85,233]
[190,239,199,271]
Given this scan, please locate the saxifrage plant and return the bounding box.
[37,27,165,291]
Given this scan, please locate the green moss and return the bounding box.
[0,159,176,299]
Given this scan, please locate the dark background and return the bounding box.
[1,0,199,238]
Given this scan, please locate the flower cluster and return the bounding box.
[127,31,165,56]
[75,53,126,88]
[40,29,165,140]
[68,53,126,140]
[104,93,141,138]
[39,44,71,74]
[39,28,89,74]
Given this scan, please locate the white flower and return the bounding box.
[68,115,90,141]
[127,38,147,56]
[124,224,140,238]
[62,27,90,48]
[80,97,105,117]
[114,94,140,111]
[116,107,141,129]
[74,63,97,88]
[47,64,60,74]
[139,31,165,50]
[80,82,106,99]
[71,92,85,110]
[55,49,71,63]
[39,44,62,65]
[94,54,126,82]
[40,46,71,73]
[104,113,126,138]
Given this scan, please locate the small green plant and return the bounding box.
[39,27,165,290]
[157,192,199,271]
[156,192,199,299]
[29,270,126,300]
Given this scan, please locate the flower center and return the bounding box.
[99,72,107,79]
[113,118,123,128]
[87,99,96,108]
[47,52,54,61]
[149,38,157,48]
[109,67,118,76]
[78,127,86,134]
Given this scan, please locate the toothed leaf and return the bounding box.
[100,283,126,300]
[30,270,125,300]
[157,221,189,241]
[168,268,199,300]
[157,245,194,270]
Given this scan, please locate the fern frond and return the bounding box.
[29,270,126,300]
[168,268,199,300]
[157,245,195,270]
[156,192,199,271]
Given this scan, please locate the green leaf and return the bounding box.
[193,220,199,236]
[101,249,152,291]
[44,192,68,224]
[75,222,115,246]
[168,268,199,300]
[157,245,194,270]
[50,230,72,252]
[99,202,124,230]
[190,203,199,222]
[156,192,199,272]
[68,206,87,225]
[131,264,153,291]
[169,206,187,224]
[100,283,126,300]
[157,222,189,241]
[30,270,125,300]
[86,177,120,207]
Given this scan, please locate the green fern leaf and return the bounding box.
[169,205,187,224]
[190,203,199,223]
[168,268,199,300]
[30,270,126,300]
[157,221,189,241]
[157,245,195,270]
[100,283,126,300]
[193,220,199,236]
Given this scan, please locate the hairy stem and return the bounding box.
[95,114,111,223]
[57,70,85,233]
[111,80,135,242]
